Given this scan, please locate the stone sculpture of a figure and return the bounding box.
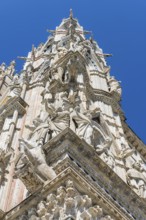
[0,63,6,75]
[9,75,22,98]
[15,97,71,182]
[126,161,146,198]
[15,114,56,181]
[66,56,79,83]
[25,115,50,147]
[17,138,56,181]
[71,107,109,147]
[51,67,63,83]
[108,76,122,97]
[6,60,16,76]
[44,104,70,139]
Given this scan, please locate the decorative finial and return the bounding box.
[89,32,94,41]
[32,44,35,51]
[31,44,35,60]
[70,9,73,19]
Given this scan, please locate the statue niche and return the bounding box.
[51,67,64,84]
[62,55,85,85]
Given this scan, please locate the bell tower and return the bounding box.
[0,11,146,220]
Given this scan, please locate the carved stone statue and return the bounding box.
[77,88,87,112]
[51,67,63,83]
[95,138,112,154]
[71,109,93,145]
[17,138,56,181]
[117,143,135,161]
[20,70,29,85]
[14,111,57,183]
[0,63,6,75]
[56,186,66,206]
[66,56,79,83]
[113,142,135,182]
[57,46,68,59]
[108,76,122,97]
[71,108,108,146]
[6,60,16,76]
[25,116,50,147]
[127,161,146,198]
[8,75,22,98]
[41,81,53,106]
[47,108,70,138]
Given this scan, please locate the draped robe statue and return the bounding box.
[15,113,57,181]
[71,108,109,147]
[127,161,146,198]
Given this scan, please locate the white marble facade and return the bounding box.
[0,10,146,220]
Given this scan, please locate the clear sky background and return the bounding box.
[0,0,145,143]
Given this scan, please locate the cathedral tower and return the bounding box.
[0,11,146,220]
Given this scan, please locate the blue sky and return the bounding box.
[0,0,146,143]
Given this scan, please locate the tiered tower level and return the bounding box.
[0,11,146,220]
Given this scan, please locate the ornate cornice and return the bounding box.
[3,167,134,220]
[0,96,27,117]
[0,96,28,131]
[43,128,146,220]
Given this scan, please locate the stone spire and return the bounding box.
[70,8,73,19]
[0,12,146,220]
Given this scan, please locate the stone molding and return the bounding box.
[43,128,146,219]
[122,121,146,158]
[3,167,134,220]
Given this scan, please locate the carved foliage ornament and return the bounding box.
[17,179,114,220]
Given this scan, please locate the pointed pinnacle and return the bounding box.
[31,44,35,60]
[70,9,73,19]
[32,44,34,49]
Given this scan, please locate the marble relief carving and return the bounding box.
[17,180,115,220]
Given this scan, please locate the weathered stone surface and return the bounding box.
[3,168,135,220]
[0,10,145,220]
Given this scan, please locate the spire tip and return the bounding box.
[70,9,73,19]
